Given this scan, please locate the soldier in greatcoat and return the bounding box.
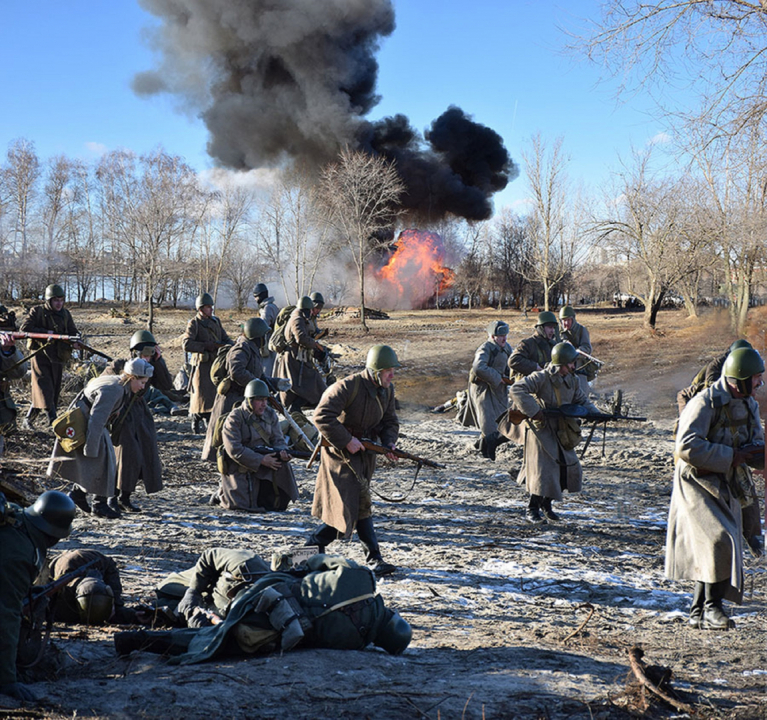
[253,282,279,376]
[0,491,75,703]
[47,359,154,519]
[508,342,600,524]
[201,318,269,462]
[666,347,765,630]
[306,345,400,577]
[274,296,328,414]
[183,292,231,434]
[215,379,298,511]
[508,310,560,382]
[559,306,596,395]
[458,320,512,460]
[20,284,80,428]
[0,330,28,458]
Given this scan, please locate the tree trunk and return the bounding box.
[358,265,368,332]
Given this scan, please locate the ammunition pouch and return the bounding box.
[556,415,582,450]
[217,378,232,396]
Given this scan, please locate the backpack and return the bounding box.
[268,305,295,354]
[209,345,232,385]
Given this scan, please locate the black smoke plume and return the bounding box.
[134,0,516,220]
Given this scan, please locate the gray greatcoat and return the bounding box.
[20,302,78,411]
[508,326,558,382]
[508,367,600,500]
[47,375,130,496]
[201,336,264,461]
[0,345,28,457]
[259,298,279,376]
[311,370,398,538]
[274,307,326,407]
[219,401,298,511]
[458,339,511,435]
[561,319,594,394]
[183,313,231,415]
[665,377,764,603]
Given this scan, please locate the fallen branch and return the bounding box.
[627,647,697,716]
[562,602,594,643]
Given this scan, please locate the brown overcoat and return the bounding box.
[311,370,398,538]
[274,308,326,407]
[508,326,557,381]
[183,313,231,414]
[508,367,600,499]
[665,377,764,603]
[561,319,595,393]
[201,336,264,461]
[47,375,130,496]
[220,401,298,511]
[20,302,78,410]
[458,339,511,435]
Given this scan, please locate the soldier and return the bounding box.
[214,379,299,511]
[306,344,400,577]
[0,330,29,458]
[508,342,601,524]
[559,306,596,395]
[101,331,172,514]
[0,491,76,702]
[183,293,232,434]
[253,282,279,376]
[48,358,154,519]
[155,547,270,626]
[20,284,80,428]
[114,555,411,661]
[458,320,512,460]
[508,311,560,382]
[666,347,765,630]
[274,296,328,416]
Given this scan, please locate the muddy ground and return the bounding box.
[1,305,765,719]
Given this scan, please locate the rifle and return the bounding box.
[506,403,646,426]
[23,556,101,612]
[11,331,113,362]
[576,349,605,367]
[309,435,444,469]
[250,445,312,460]
[735,442,766,464]
[265,385,317,454]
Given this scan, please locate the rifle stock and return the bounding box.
[251,445,312,460]
[11,331,112,361]
[360,438,445,469]
[23,556,100,612]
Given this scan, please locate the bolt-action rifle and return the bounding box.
[22,556,101,613]
[250,445,312,460]
[11,331,112,362]
[262,378,317,454]
[307,435,444,470]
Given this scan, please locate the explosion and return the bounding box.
[376,229,455,309]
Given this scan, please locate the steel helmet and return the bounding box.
[76,578,115,625]
[244,379,270,398]
[45,284,65,300]
[124,358,155,378]
[559,306,576,319]
[196,292,214,309]
[551,342,578,366]
[298,296,314,311]
[729,339,752,353]
[366,344,401,371]
[244,317,269,340]
[487,320,509,337]
[373,610,412,655]
[310,292,325,307]
[536,311,558,327]
[723,347,765,380]
[24,491,76,540]
[129,330,157,350]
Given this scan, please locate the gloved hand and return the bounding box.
[176,587,204,620]
[0,681,37,702]
[204,342,219,353]
[313,347,327,362]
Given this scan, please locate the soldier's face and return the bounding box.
[50,297,65,311]
[558,361,576,377]
[378,368,395,388]
[750,372,764,395]
[560,317,574,331]
[129,377,149,393]
[542,324,556,340]
[493,334,507,347]
[250,397,268,415]
[200,305,213,318]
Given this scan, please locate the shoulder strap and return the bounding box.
[344,374,361,410]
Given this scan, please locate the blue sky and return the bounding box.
[0,1,673,212]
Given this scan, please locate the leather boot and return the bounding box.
[118,493,141,513]
[526,495,544,524]
[688,582,705,628]
[305,523,339,553]
[92,496,121,519]
[479,432,500,461]
[67,486,91,514]
[47,408,58,425]
[357,517,396,576]
[702,579,734,630]
[114,630,177,656]
[541,497,560,523]
[23,407,40,431]
[191,415,203,434]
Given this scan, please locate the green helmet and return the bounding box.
[559,306,576,319]
[129,330,157,350]
[374,610,412,655]
[723,347,765,380]
[487,320,509,337]
[244,317,269,340]
[536,311,558,327]
[298,296,314,311]
[729,339,752,353]
[244,379,270,398]
[45,284,65,300]
[76,578,114,625]
[551,342,578,366]
[310,292,325,307]
[366,344,401,371]
[196,292,214,309]
[24,491,76,540]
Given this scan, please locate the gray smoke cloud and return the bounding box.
[135,0,515,220]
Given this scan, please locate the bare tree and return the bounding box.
[451,223,488,310]
[318,148,404,329]
[489,208,534,309]
[223,236,269,311]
